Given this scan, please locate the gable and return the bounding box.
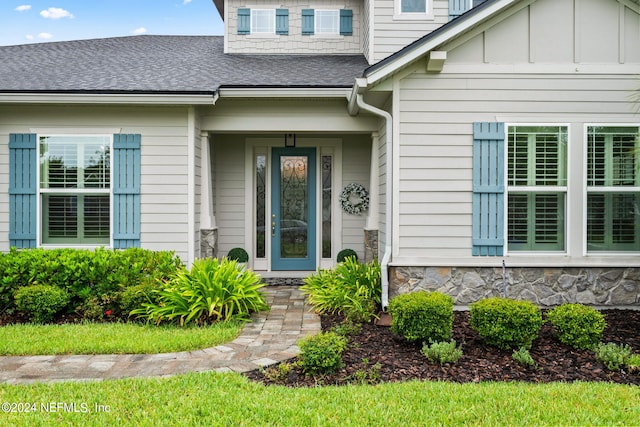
[446,0,640,65]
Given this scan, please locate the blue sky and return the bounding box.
[1,0,224,46]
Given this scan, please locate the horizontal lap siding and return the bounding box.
[215,136,246,255]
[396,72,639,258]
[0,106,191,259]
[342,136,372,259]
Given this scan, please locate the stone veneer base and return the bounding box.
[389,266,640,307]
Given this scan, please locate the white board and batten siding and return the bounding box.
[0,105,193,261]
[393,0,640,265]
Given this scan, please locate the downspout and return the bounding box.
[355,93,393,310]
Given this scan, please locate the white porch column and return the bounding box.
[200,131,216,229]
[200,131,218,258]
[364,132,380,262]
[365,132,379,230]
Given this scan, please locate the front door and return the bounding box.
[271,148,316,270]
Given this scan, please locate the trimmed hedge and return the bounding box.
[388,291,454,343]
[0,248,184,316]
[546,304,606,350]
[14,284,70,324]
[470,297,543,350]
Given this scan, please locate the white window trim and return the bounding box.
[314,9,340,36]
[504,123,570,255]
[36,134,114,249]
[250,8,276,35]
[394,0,434,20]
[582,123,640,256]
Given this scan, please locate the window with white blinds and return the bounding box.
[39,135,111,245]
[507,126,567,251]
[587,126,640,252]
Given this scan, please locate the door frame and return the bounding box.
[244,137,343,271]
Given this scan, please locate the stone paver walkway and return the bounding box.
[0,286,320,384]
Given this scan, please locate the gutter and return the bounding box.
[350,79,393,310]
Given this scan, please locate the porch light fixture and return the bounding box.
[284,133,296,147]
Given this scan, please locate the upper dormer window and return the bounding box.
[302,9,353,36]
[316,10,340,35]
[237,8,289,35]
[251,9,275,34]
[396,0,433,19]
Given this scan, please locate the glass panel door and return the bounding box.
[271,148,316,270]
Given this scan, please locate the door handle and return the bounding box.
[271,214,276,237]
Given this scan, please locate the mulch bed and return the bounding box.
[245,309,640,387]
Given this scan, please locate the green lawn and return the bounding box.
[0,373,637,426]
[0,321,242,355]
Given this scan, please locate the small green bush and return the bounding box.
[595,342,633,371]
[227,248,249,263]
[0,248,183,313]
[388,291,454,343]
[336,249,358,263]
[421,340,463,365]
[119,282,162,316]
[131,258,268,326]
[546,304,606,350]
[297,331,348,375]
[626,354,640,373]
[512,347,536,367]
[14,285,70,324]
[470,297,542,350]
[301,258,381,323]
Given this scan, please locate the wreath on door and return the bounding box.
[339,183,369,215]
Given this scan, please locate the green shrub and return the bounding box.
[119,282,163,316]
[0,248,183,313]
[14,285,70,324]
[512,347,536,367]
[470,297,542,350]
[388,291,454,343]
[131,258,268,326]
[297,332,348,375]
[336,249,358,263]
[301,258,381,323]
[227,248,249,263]
[626,354,640,373]
[421,340,463,365]
[595,342,633,371]
[546,304,606,350]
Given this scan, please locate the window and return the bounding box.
[39,135,111,245]
[251,9,275,34]
[238,8,288,35]
[507,126,567,251]
[586,126,640,252]
[302,9,352,36]
[396,0,433,18]
[316,10,339,35]
[401,0,427,13]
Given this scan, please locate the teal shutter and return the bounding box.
[302,9,314,35]
[276,9,289,35]
[9,134,37,248]
[237,8,250,34]
[340,10,353,36]
[472,122,505,256]
[449,0,470,20]
[113,134,141,249]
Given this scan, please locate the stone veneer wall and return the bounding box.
[389,266,640,307]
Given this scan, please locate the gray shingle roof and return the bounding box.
[0,36,368,93]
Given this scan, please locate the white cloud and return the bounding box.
[131,27,148,35]
[40,7,73,19]
[183,0,192,4]
[38,32,53,40]
[15,5,32,12]
[25,34,34,40]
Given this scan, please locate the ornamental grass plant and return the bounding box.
[131,258,268,326]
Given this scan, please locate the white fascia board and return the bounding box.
[217,87,352,99]
[364,0,519,87]
[0,93,217,105]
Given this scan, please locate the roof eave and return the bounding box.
[0,91,218,105]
